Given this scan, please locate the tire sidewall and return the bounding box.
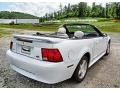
[106,42,110,55]
[73,56,89,82]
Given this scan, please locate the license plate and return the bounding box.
[21,45,31,54]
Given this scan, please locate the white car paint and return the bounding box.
[6,24,110,84]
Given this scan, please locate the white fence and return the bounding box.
[64,19,98,22]
[45,20,61,23]
[0,19,39,24]
[44,19,97,23]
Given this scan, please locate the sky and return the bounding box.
[0,2,106,17]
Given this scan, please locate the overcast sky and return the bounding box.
[0,2,106,17]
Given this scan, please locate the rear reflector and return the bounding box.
[41,48,63,62]
[10,41,13,50]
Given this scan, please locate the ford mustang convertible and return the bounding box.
[6,24,111,84]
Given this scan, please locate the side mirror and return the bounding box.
[103,33,107,37]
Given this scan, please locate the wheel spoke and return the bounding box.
[78,60,87,79]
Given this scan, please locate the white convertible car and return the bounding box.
[6,24,111,84]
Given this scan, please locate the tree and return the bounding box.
[71,5,78,17]
[91,3,106,17]
[63,5,68,18]
[0,11,38,19]
[78,2,87,17]
[45,13,48,20]
[116,2,120,19]
[86,6,91,17]
[41,2,120,21]
[105,3,110,18]
[53,12,57,19]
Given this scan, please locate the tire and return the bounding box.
[105,41,110,55]
[72,55,89,82]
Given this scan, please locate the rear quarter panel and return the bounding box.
[53,39,95,76]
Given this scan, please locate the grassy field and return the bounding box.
[0,29,14,38]
[0,21,120,38]
[87,22,120,33]
[0,24,58,32]
[0,21,120,32]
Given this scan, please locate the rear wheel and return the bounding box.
[72,56,88,82]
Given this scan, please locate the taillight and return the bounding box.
[10,41,13,50]
[41,48,63,62]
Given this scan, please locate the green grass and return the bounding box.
[62,21,120,33]
[0,21,120,36]
[0,24,58,32]
[0,29,14,38]
[87,22,120,33]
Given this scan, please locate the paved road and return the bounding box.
[0,31,120,88]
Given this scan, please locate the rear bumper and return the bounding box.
[6,50,71,84]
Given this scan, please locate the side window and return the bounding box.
[81,25,100,38]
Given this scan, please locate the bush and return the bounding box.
[9,21,15,25]
[32,23,42,27]
[112,20,120,22]
[97,18,112,22]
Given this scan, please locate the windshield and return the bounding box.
[66,24,97,33]
[65,24,102,38]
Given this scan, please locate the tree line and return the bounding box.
[40,2,120,22]
[0,11,39,19]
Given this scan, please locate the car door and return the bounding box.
[66,24,107,62]
[82,25,105,61]
[97,36,108,54]
[94,37,105,58]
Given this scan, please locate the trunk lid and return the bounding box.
[11,34,66,60]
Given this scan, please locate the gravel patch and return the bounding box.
[0,31,120,88]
